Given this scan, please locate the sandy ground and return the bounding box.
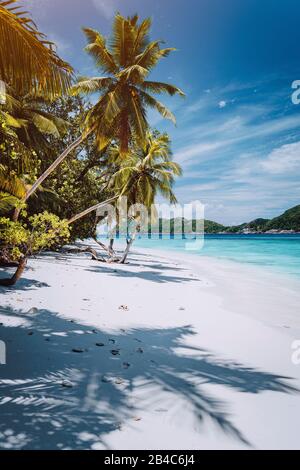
[0,242,300,450]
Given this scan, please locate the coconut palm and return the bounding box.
[111,132,181,206]
[0,91,70,220]
[0,0,73,97]
[66,132,182,263]
[109,131,182,263]
[23,13,184,205]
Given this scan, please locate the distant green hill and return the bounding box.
[264,205,300,232]
[156,205,300,234]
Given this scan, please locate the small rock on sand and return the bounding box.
[72,348,85,353]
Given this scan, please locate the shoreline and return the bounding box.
[0,244,300,449]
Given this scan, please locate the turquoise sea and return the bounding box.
[133,234,300,279]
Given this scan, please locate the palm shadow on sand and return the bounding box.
[0,306,298,450]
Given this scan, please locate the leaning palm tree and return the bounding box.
[23,14,184,204]
[109,131,182,263]
[66,132,182,264]
[0,0,73,97]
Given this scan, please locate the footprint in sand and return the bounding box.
[61,380,74,388]
[111,349,120,356]
[27,307,38,314]
[119,305,129,311]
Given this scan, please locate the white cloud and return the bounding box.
[92,0,120,19]
[174,112,300,169]
[218,100,227,109]
[261,141,300,174]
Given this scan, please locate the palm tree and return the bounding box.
[0,91,70,220]
[109,131,182,263]
[66,132,182,264]
[23,14,184,205]
[0,0,73,97]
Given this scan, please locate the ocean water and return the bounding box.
[133,234,300,279]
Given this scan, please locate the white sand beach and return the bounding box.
[0,243,300,450]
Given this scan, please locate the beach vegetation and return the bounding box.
[0,5,183,284]
[0,0,72,98]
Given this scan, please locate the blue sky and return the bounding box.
[27,0,300,224]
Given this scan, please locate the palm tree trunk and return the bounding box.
[67,196,118,225]
[12,131,93,222]
[119,231,137,264]
[0,257,27,286]
[12,207,21,222]
[93,237,116,257]
[26,133,89,201]
[119,239,134,264]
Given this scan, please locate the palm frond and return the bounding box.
[83,27,117,73]
[0,0,73,97]
[116,64,149,83]
[104,91,121,123]
[0,170,26,199]
[141,91,176,124]
[141,81,185,97]
[136,41,175,70]
[71,77,114,95]
[31,112,61,137]
[0,193,19,213]
[153,161,183,176]
[111,14,135,67]
[0,110,24,128]
[132,17,152,56]
[129,93,148,142]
